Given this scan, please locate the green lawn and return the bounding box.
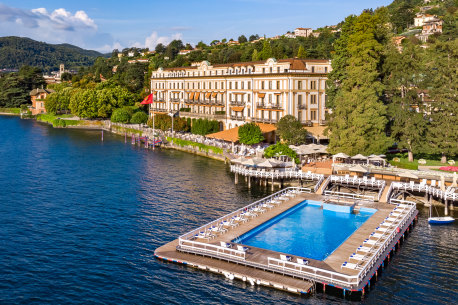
[0,108,20,114]
[388,153,456,170]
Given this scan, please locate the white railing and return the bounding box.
[391,182,457,201]
[330,175,385,188]
[178,187,312,242]
[377,181,386,201]
[230,165,324,182]
[324,190,375,201]
[314,175,325,193]
[179,240,246,260]
[350,199,416,285]
[268,257,360,288]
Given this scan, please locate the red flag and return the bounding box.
[141,94,153,104]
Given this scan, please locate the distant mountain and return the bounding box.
[0,36,107,72]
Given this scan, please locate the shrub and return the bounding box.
[52,118,67,128]
[111,108,131,123]
[418,159,426,165]
[191,118,220,135]
[264,143,299,164]
[448,160,456,165]
[215,111,225,115]
[130,111,148,124]
[393,157,400,162]
[179,108,191,112]
[276,115,308,145]
[238,123,264,145]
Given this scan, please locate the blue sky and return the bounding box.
[0,0,392,52]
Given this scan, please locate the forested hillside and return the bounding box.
[0,37,104,72]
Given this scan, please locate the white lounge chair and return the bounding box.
[280,254,292,261]
[350,253,367,261]
[296,258,308,265]
[341,262,360,270]
[371,233,383,239]
[237,245,248,252]
[357,246,373,253]
[220,241,231,248]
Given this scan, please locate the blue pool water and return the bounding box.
[235,201,376,260]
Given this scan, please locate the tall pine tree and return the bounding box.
[425,39,458,163]
[384,41,428,162]
[327,12,390,155]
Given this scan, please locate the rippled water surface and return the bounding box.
[0,116,456,304]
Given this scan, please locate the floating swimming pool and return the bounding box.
[233,201,376,260]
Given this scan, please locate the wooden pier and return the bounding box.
[155,188,418,298]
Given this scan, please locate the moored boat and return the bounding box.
[428,216,455,224]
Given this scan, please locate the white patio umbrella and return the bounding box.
[351,154,368,160]
[334,152,349,159]
[231,156,247,164]
[398,171,419,179]
[242,157,264,167]
[349,164,369,173]
[258,159,281,168]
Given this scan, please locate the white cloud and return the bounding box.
[0,4,109,50]
[143,31,183,50]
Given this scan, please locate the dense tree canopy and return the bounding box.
[0,66,45,107]
[238,123,264,145]
[276,115,309,145]
[327,12,391,155]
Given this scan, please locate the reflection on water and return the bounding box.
[0,116,456,304]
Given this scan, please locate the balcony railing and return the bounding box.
[252,117,278,124]
[230,115,245,121]
[151,108,168,112]
[298,104,307,110]
[184,99,225,106]
[230,101,245,106]
[256,103,283,110]
[179,112,226,120]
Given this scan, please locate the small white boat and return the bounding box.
[428,216,455,224]
[428,204,455,224]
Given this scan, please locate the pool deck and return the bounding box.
[155,191,417,295]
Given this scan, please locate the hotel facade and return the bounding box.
[149,58,331,131]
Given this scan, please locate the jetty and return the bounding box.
[155,186,418,298]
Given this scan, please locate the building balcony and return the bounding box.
[230,101,245,107]
[230,115,245,121]
[252,117,278,124]
[151,108,168,113]
[298,104,307,110]
[256,103,283,110]
[179,112,226,120]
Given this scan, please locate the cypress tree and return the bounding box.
[297,45,306,59]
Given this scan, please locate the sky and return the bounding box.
[0,0,393,53]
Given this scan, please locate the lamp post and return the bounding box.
[168,111,174,139]
[152,111,156,149]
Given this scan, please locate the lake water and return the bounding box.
[0,116,456,304]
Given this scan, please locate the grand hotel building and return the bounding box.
[149,58,331,131]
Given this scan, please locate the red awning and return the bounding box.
[141,94,154,104]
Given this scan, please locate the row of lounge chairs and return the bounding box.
[194,189,299,242]
[342,204,411,271]
[279,254,309,266]
[220,242,248,253]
